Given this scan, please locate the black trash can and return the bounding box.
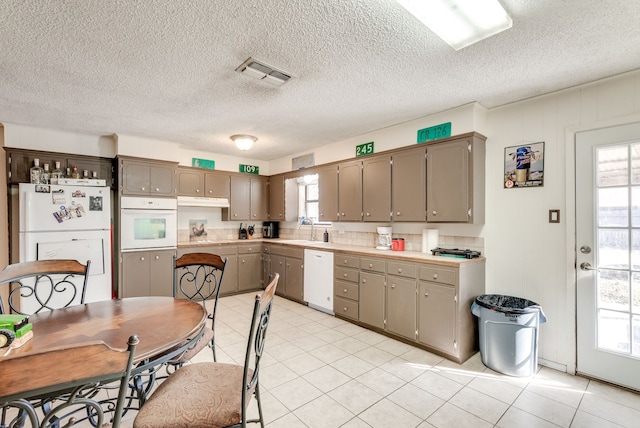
[471,294,547,377]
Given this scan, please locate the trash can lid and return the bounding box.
[475,294,542,314]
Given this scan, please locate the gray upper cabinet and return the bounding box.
[338,160,362,221]
[177,167,204,196]
[426,133,485,223]
[177,167,230,198]
[204,171,230,199]
[228,175,251,220]
[362,155,391,222]
[392,147,426,222]
[268,174,285,220]
[250,175,269,221]
[119,157,176,196]
[318,165,339,222]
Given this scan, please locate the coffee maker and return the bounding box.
[262,221,279,238]
[376,226,392,250]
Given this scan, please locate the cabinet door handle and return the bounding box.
[433,273,438,279]
[196,189,200,193]
[362,278,367,283]
[343,288,348,293]
[140,257,145,261]
[369,263,373,268]
[155,188,160,192]
[424,291,429,297]
[341,212,345,216]
[242,259,245,263]
[234,213,238,217]
[432,210,437,216]
[343,273,348,278]
[391,284,396,289]
[366,212,371,217]
[397,268,403,273]
[155,255,159,260]
[141,187,146,191]
[343,307,348,312]
[208,190,212,194]
[396,211,401,216]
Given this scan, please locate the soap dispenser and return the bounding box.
[323,229,329,242]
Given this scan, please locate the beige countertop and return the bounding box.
[179,238,484,267]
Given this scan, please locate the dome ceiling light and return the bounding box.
[230,134,257,151]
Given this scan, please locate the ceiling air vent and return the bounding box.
[235,58,292,86]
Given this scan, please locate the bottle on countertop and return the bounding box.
[323,229,329,242]
[92,171,98,179]
[65,167,72,179]
[42,163,50,184]
[71,165,79,179]
[83,169,89,179]
[30,158,43,184]
[51,161,62,184]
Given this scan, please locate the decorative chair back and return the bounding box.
[241,272,279,418]
[0,259,90,315]
[0,335,139,428]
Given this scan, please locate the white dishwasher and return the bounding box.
[304,249,334,314]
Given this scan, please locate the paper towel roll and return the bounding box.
[422,229,439,253]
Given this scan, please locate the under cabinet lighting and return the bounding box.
[396,0,512,50]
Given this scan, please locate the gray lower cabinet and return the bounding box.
[238,244,263,292]
[386,274,417,341]
[270,245,304,301]
[120,249,175,297]
[359,271,385,329]
[333,254,359,320]
[333,251,484,363]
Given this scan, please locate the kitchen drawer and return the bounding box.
[335,254,360,269]
[237,244,263,254]
[271,245,303,259]
[419,265,457,286]
[360,257,385,273]
[335,266,359,283]
[334,296,358,320]
[387,261,417,279]
[335,280,359,301]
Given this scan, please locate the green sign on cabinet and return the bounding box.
[356,142,374,157]
[239,164,259,174]
[417,122,452,143]
[192,158,216,169]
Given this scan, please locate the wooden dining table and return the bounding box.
[1,296,208,407]
[2,296,207,364]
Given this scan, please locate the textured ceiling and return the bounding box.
[1,0,639,161]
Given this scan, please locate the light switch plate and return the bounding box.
[549,209,560,223]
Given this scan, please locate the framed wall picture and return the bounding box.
[504,142,544,188]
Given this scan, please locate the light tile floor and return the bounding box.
[176,292,640,428]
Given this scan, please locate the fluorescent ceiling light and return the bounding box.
[396,0,512,50]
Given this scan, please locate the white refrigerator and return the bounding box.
[18,183,113,312]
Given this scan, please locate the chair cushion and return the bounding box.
[133,362,254,428]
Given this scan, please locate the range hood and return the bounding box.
[177,196,230,208]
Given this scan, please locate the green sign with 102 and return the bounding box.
[239,164,259,174]
[417,122,451,143]
[356,142,374,157]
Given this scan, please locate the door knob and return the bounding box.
[580,262,598,271]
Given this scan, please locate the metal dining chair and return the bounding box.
[133,273,279,428]
[167,252,227,365]
[0,335,139,428]
[0,259,91,315]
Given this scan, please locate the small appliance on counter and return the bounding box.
[391,238,405,251]
[262,221,279,238]
[431,247,481,259]
[247,224,255,239]
[239,223,247,240]
[376,226,392,250]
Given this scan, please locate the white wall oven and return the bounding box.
[120,197,177,251]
